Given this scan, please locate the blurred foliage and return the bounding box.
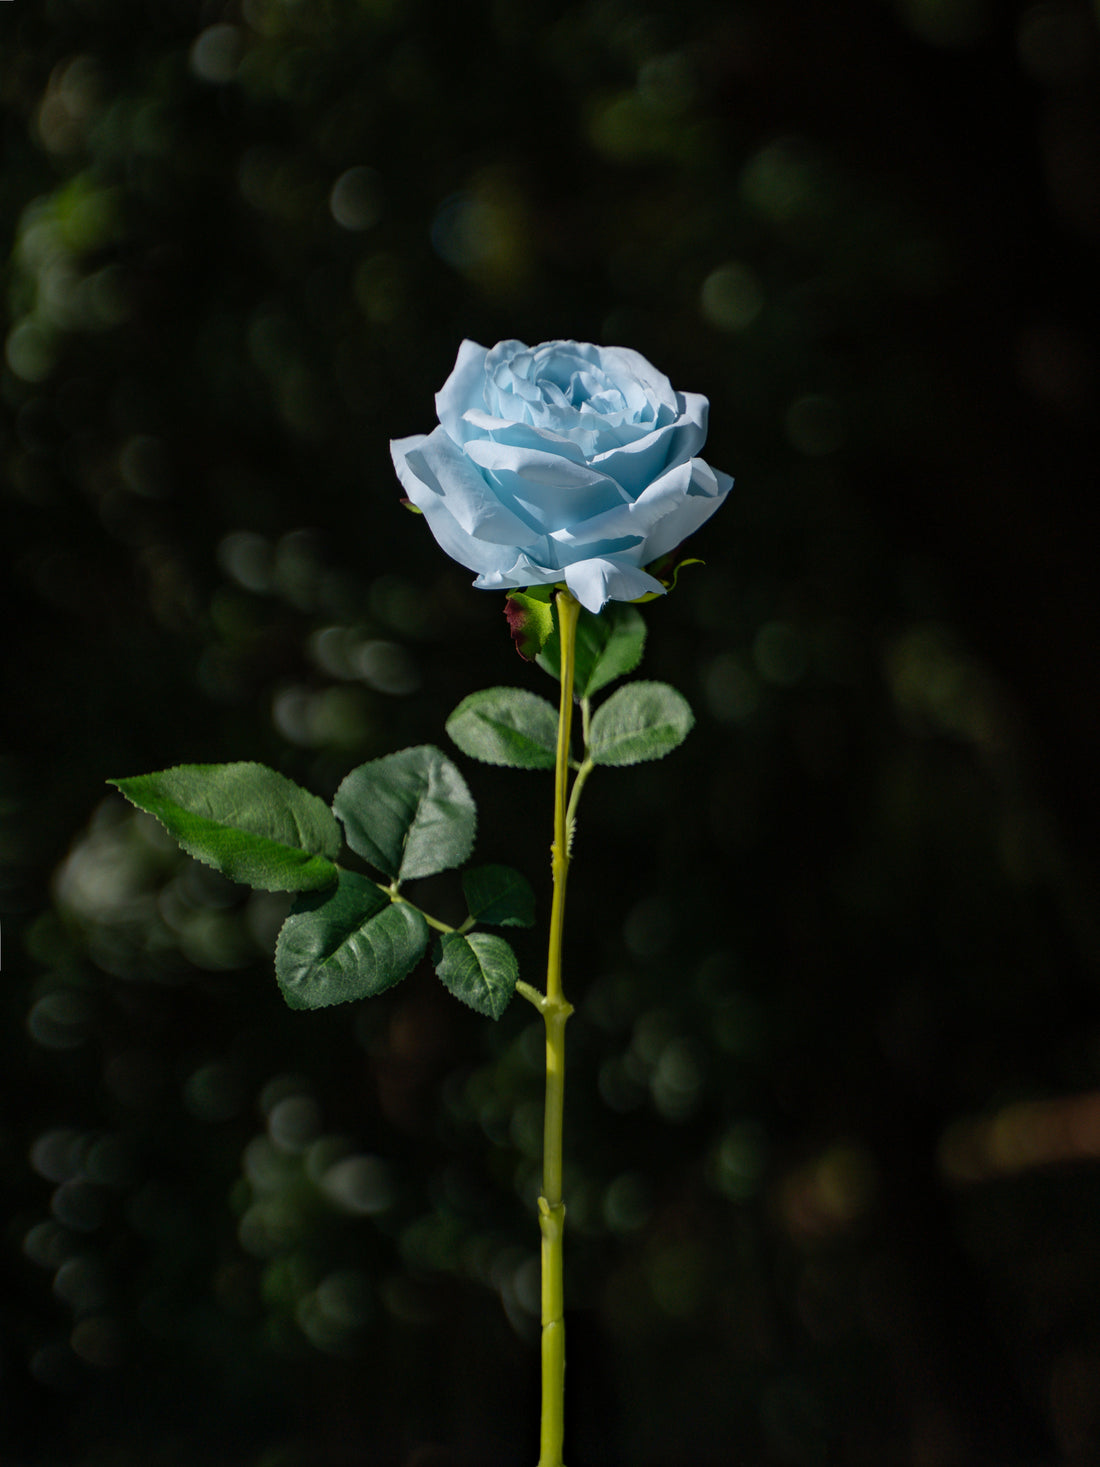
[2,0,1100,1463]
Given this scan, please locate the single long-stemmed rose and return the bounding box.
[397,339,731,1465]
[110,339,730,1467]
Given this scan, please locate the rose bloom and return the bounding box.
[391,339,732,613]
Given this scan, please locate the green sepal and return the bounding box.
[587,681,694,766]
[333,746,476,883]
[108,763,341,892]
[446,688,559,769]
[275,869,429,1009]
[504,587,556,661]
[462,864,536,928]
[632,553,704,602]
[537,602,646,697]
[434,931,518,1020]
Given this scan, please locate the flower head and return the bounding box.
[391,338,732,614]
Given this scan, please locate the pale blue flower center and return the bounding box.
[486,341,661,440]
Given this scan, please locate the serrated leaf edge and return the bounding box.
[445,690,559,768]
[108,765,341,891]
[434,931,518,1020]
[587,680,695,767]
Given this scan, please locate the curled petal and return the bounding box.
[392,437,534,576]
[472,551,563,593]
[593,345,679,422]
[461,408,594,463]
[563,558,666,613]
[434,339,490,445]
[590,391,709,490]
[393,427,540,547]
[631,461,734,564]
[462,438,633,532]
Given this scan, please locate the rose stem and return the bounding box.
[537,586,580,1467]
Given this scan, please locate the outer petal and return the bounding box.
[563,558,667,613]
[391,437,533,578]
[547,457,696,550]
[545,456,733,562]
[472,552,563,594]
[462,439,631,531]
[393,426,541,547]
[589,391,709,495]
[636,461,734,563]
[434,339,489,445]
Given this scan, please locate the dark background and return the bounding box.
[2,1,1099,1463]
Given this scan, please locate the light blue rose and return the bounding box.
[391,338,733,614]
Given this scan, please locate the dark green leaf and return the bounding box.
[434,931,518,1019]
[333,745,476,882]
[275,870,429,1010]
[108,763,340,892]
[446,688,558,769]
[588,681,694,766]
[462,864,536,928]
[538,602,646,697]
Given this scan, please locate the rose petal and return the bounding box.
[395,426,542,547]
[562,558,667,613]
[594,345,679,423]
[636,461,734,563]
[484,340,669,447]
[462,408,594,463]
[391,435,537,575]
[539,457,693,548]
[540,456,733,561]
[472,551,563,593]
[590,391,709,492]
[435,339,490,444]
[462,439,632,532]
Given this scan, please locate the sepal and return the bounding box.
[504,586,556,661]
[631,553,704,602]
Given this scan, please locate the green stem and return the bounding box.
[384,884,455,935]
[563,759,593,850]
[537,587,580,1467]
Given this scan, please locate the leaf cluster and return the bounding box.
[108,599,696,1021]
[447,602,694,773]
[109,750,533,1020]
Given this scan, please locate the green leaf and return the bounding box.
[434,931,518,1019]
[333,746,475,883]
[537,602,646,697]
[275,870,429,1010]
[505,587,556,661]
[108,763,341,892]
[462,864,536,928]
[446,688,559,769]
[587,681,694,766]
